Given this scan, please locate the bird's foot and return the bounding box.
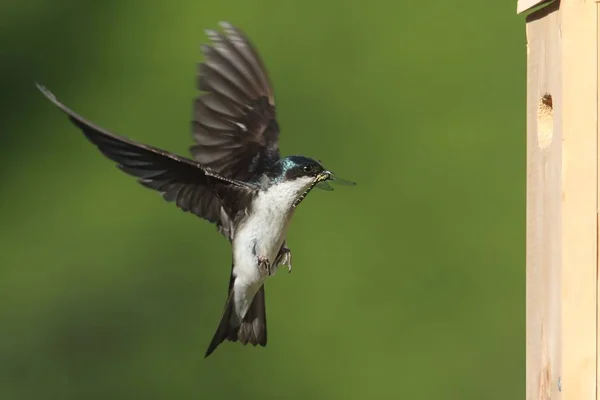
[257,254,272,276]
[276,247,292,273]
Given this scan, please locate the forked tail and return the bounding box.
[204,284,267,357]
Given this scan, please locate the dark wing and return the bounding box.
[37,84,255,225]
[192,22,280,181]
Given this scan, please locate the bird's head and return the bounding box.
[266,155,355,208]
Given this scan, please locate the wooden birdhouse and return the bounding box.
[522,0,599,399]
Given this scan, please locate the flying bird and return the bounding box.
[37,22,355,358]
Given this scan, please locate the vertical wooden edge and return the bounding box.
[597,4,600,400]
[525,20,540,400]
[561,1,598,399]
[526,2,599,399]
[526,10,562,400]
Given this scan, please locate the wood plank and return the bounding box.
[526,5,562,399]
[526,1,599,399]
[597,4,600,400]
[518,0,554,14]
[560,1,598,398]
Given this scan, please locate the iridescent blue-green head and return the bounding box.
[267,156,325,182]
[265,155,355,207]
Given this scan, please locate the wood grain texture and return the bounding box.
[525,1,599,399]
[526,6,562,399]
[560,2,598,399]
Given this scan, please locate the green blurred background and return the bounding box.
[0,1,524,399]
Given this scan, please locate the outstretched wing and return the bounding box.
[192,22,280,181]
[37,84,255,225]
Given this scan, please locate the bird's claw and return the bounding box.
[257,254,272,276]
[276,247,293,273]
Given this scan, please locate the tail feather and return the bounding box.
[204,285,267,358]
[238,286,267,345]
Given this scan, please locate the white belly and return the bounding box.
[230,177,314,319]
[234,207,291,280]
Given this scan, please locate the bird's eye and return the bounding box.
[303,165,313,173]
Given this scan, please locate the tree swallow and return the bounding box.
[36,22,355,358]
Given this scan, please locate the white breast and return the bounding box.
[231,176,314,319]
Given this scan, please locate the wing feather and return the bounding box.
[37,84,255,228]
[192,22,280,182]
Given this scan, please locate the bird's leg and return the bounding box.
[257,254,272,276]
[274,246,292,273]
